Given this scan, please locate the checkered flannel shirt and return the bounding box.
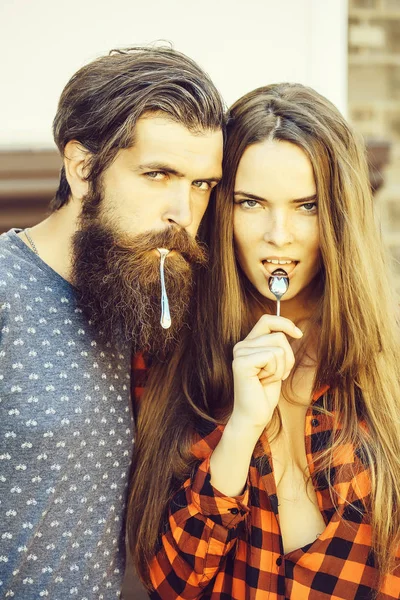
[132,354,400,599]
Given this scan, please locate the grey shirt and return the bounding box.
[0,230,134,599]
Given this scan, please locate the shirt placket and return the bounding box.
[253,395,332,599]
[255,432,287,598]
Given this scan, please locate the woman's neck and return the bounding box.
[249,281,322,328]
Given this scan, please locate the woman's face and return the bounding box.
[233,139,321,311]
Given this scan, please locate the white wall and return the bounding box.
[0,0,348,149]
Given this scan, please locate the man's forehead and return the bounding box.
[134,113,222,146]
[123,114,223,175]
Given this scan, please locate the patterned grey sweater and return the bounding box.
[0,230,134,599]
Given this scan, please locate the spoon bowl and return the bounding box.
[268,269,289,316]
[268,274,289,300]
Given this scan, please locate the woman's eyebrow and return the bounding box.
[234,191,317,203]
[291,194,318,204]
[234,191,266,202]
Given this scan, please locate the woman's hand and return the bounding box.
[230,314,303,433]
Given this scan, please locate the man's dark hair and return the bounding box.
[51,45,225,210]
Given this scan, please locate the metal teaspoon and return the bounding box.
[157,248,172,329]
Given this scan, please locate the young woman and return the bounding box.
[128,83,400,599]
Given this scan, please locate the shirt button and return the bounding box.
[276,556,282,566]
[229,508,239,515]
[311,418,319,427]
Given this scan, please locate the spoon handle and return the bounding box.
[159,252,171,329]
[276,299,281,317]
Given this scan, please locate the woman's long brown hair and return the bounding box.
[127,83,400,588]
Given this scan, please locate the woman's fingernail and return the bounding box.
[295,327,303,336]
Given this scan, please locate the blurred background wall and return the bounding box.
[3,0,400,597]
[348,0,400,276]
[0,0,347,238]
[1,0,347,147]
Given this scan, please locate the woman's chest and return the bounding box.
[269,431,326,553]
[266,368,326,553]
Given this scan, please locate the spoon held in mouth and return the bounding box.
[157,248,172,329]
[268,269,289,316]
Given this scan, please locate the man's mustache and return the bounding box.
[112,227,208,266]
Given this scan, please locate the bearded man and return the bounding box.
[0,46,224,599]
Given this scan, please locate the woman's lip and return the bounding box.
[262,260,298,277]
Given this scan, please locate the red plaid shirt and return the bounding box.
[132,355,400,599]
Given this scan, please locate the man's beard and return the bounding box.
[71,186,207,354]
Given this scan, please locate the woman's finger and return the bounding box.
[245,314,303,341]
[233,332,294,373]
[233,347,286,382]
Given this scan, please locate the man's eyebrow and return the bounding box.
[200,175,222,184]
[138,162,222,183]
[138,163,183,177]
[234,191,317,203]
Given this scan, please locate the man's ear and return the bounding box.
[63,140,91,200]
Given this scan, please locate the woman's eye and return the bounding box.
[301,202,318,212]
[241,199,260,209]
[192,180,211,191]
[144,171,166,180]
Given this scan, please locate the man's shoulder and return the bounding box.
[0,229,28,269]
[0,231,23,295]
[0,230,32,294]
[0,229,17,254]
[0,230,71,317]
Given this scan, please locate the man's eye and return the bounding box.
[144,171,166,180]
[192,180,211,191]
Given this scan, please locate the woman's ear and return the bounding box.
[63,140,91,200]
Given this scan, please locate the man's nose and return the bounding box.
[162,184,193,230]
[263,210,294,247]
